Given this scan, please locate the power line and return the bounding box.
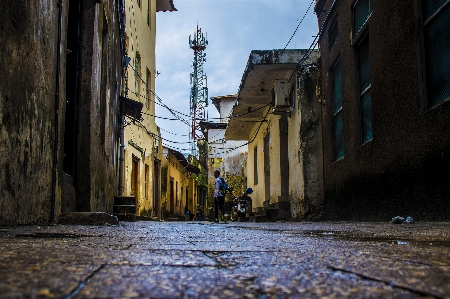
[284,0,315,49]
[208,107,271,157]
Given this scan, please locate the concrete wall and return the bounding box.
[288,66,324,220]
[0,1,62,225]
[316,0,450,221]
[0,0,122,226]
[77,1,122,214]
[160,150,190,218]
[246,110,271,211]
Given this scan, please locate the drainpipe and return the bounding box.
[51,0,64,224]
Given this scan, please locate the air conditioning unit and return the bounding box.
[272,79,291,108]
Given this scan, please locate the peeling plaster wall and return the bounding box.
[288,66,324,221]
[246,111,270,211]
[0,1,61,225]
[0,1,122,225]
[76,1,121,214]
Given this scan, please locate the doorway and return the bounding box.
[153,159,161,217]
[264,134,270,205]
[169,177,174,216]
[131,155,139,198]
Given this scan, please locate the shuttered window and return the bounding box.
[422,0,450,108]
[354,0,372,34]
[332,60,344,160]
[358,38,372,143]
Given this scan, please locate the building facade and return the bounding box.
[226,50,322,220]
[122,0,176,218]
[315,0,450,220]
[160,147,202,219]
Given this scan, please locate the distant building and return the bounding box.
[160,147,202,219]
[315,0,450,220]
[201,95,248,220]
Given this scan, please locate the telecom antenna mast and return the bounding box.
[189,25,208,155]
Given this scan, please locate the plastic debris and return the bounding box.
[391,216,414,224]
[391,216,404,224]
[404,216,414,223]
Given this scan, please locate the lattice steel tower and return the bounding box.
[189,25,208,155]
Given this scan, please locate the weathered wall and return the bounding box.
[160,151,189,218]
[246,109,271,211]
[0,1,63,225]
[0,0,123,226]
[317,0,450,221]
[122,0,160,218]
[288,66,324,221]
[76,1,121,214]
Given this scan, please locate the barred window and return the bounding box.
[422,0,450,108]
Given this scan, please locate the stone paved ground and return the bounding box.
[0,221,449,298]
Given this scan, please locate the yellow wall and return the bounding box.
[123,0,159,217]
[247,107,283,211]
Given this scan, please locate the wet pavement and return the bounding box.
[0,221,449,298]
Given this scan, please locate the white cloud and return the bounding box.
[156,0,318,151]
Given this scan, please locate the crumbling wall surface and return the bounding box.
[77,1,121,213]
[0,1,62,225]
[289,66,324,221]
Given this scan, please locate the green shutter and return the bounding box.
[358,38,372,143]
[424,3,450,107]
[332,61,344,160]
[354,0,373,33]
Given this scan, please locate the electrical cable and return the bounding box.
[284,0,315,49]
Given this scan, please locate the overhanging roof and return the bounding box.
[156,0,177,12]
[199,121,227,139]
[225,49,319,140]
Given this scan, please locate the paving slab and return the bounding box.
[0,221,449,298]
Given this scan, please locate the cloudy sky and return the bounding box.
[155,0,319,152]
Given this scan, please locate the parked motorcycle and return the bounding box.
[230,188,253,221]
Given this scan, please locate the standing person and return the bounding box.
[214,170,225,223]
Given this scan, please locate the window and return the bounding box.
[146,68,151,109]
[329,19,338,49]
[332,60,344,160]
[354,0,372,34]
[145,164,149,199]
[137,0,141,8]
[135,52,141,95]
[176,181,178,206]
[422,0,450,108]
[253,146,258,185]
[358,37,372,143]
